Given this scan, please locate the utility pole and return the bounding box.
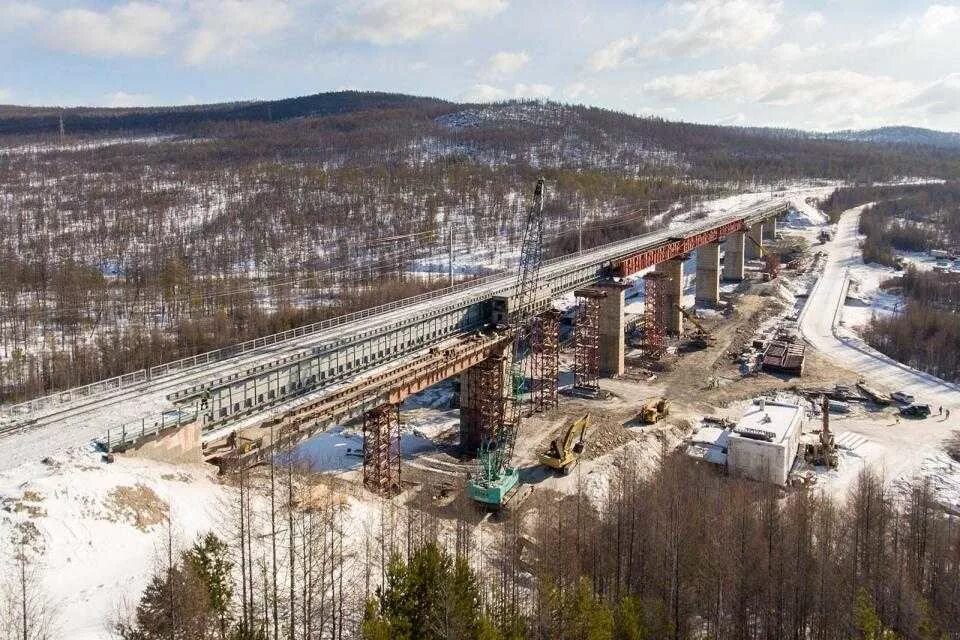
[448,224,454,286]
[577,201,584,254]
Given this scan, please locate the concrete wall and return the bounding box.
[122,420,203,464]
[727,420,801,485]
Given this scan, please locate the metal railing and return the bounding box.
[98,404,200,451]
[4,200,788,423]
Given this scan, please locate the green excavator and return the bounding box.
[467,179,545,509]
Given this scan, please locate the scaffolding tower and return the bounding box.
[642,272,667,355]
[363,404,401,496]
[531,309,560,412]
[460,354,508,455]
[573,289,604,392]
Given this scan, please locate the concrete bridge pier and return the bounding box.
[458,347,511,455]
[762,217,777,243]
[655,258,684,336]
[746,223,764,260]
[695,242,721,307]
[596,281,630,377]
[722,232,745,281]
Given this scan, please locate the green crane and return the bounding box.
[467,178,545,508]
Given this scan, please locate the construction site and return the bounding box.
[156,180,914,521]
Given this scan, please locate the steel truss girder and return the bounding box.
[610,219,747,277]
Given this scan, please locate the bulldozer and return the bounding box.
[539,414,590,475]
[638,397,670,425]
[675,304,716,349]
[804,395,839,468]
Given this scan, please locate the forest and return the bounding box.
[4,454,960,640]
[827,183,960,381]
[3,94,960,404]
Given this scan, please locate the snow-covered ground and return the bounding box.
[798,203,960,507]
[0,449,231,639]
[0,444,393,640]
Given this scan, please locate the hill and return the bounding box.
[826,126,960,150]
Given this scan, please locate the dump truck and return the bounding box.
[539,414,590,475]
[638,398,670,424]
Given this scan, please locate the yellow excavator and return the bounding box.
[675,304,716,349]
[539,414,590,475]
[638,397,670,424]
[746,234,780,280]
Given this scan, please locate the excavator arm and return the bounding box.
[675,304,709,334]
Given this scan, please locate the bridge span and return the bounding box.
[0,199,788,470]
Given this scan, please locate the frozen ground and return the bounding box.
[798,203,960,506]
[0,445,389,640]
[0,449,232,639]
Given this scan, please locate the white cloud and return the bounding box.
[644,63,770,101]
[869,3,960,47]
[0,88,10,103]
[590,0,781,70]
[563,82,595,101]
[461,83,507,102]
[771,42,823,61]
[906,73,960,116]
[0,1,46,31]
[333,0,506,45]
[482,50,529,78]
[184,0,292,65]
[802,11,825,30]
[102,91,151,108]
[643,63,928,129]
[460,81,553,102]
[43,2,177,57]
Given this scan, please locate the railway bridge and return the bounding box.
[0,200,788,481]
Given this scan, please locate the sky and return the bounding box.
[0,0,958,132]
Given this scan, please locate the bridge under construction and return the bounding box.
[0,199,788,485]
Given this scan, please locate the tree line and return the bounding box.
[8,452,958,640]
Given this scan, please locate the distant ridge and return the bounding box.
[825,126,960,150]
[0,91,449,135]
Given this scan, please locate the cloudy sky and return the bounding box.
[1,0,958,131]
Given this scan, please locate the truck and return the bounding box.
[900,403,931,419]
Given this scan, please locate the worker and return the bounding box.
[939,406,943,416]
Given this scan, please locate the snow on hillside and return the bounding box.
[0,447,380,640]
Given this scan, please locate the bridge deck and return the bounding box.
[0,199,787,468]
